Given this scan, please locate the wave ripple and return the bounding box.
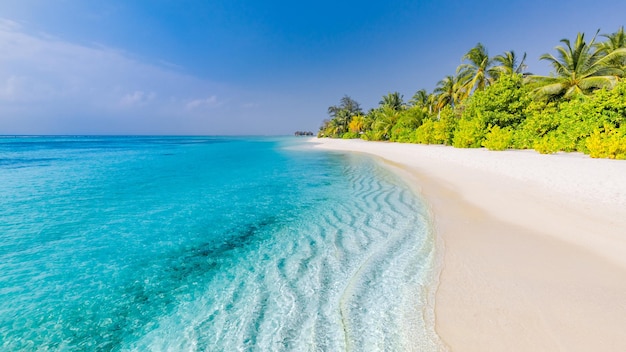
[0,137,441,351]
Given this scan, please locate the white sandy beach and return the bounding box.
[310,138,626,352]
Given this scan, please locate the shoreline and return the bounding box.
[309,138,626,351]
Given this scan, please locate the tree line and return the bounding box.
[318,28,626,159]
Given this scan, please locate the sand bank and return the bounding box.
[310,138,626,352]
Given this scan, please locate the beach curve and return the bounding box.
[310,137,626,352]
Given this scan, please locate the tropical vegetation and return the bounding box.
[318,28,626,159]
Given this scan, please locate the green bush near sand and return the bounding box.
[483,126,514,151]
[318,28,626,159]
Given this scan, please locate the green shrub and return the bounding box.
[482,126,514,151]
[361,130,386,141]
[390,126,415,142]
[319,76,626,160]
[514,101,560,149]
[388,107,427,142]
[552,98,599,152]
[399,106,427,129]
[527,83,626,153]
[461,74,531,129]
[341,131,360,139]
[586,124,626,159]
[453,118,486,148]
[414,120,437,144]
[434,109,458,145]
[533,134,562,154]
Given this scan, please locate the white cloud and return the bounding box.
[119,90,156,107]
[185,95,220,110]
[0,18,308,135]
[0,18,237,133]
[0,18,20,31]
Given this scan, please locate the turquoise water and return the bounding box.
[0,136,440,351]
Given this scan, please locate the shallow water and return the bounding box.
[0,136,440,351]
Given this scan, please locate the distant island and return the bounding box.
[318,28,626,160]
[294,131,314,136]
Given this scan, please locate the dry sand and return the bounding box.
[310,138,626,352]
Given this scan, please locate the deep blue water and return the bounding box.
[0,136,440,351]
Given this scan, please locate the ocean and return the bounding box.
[0,136,440,351]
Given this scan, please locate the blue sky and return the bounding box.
[1,0,626,135]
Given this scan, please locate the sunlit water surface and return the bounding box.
[0,136,441,351]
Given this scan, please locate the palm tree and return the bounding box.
[348,114,365,133]
[427,93,437,114]
[434,75,463,111]
[373,106,401,140]
[597,26,626,77]
[457,43,495,98]
[409,89,434,113]
[409,89,429,106]
[334,109,353,134]
[327,118,343,136]
[379,92,404,110]
[492,50,528,77]
[529,32,626,100]
[328,95,362,118]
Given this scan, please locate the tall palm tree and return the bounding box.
[597,26,626,77]
[529,32,626,100]
[427,93,437,114]
[409,89,428,106]
[409,89,433,113]
[379,92,404,110]
[331,109,352,135]
[457,43,495,98]
[328,95,362,118]
[434,75,463,110]
[492,50,528,77]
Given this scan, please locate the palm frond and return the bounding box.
[578,75,618,90]
[531,80,566,99]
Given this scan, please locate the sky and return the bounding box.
[1,0,626,135]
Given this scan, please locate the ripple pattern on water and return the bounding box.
[0,137,442,351]
[128,155,440,351]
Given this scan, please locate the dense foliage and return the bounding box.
[318,28,626,159]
